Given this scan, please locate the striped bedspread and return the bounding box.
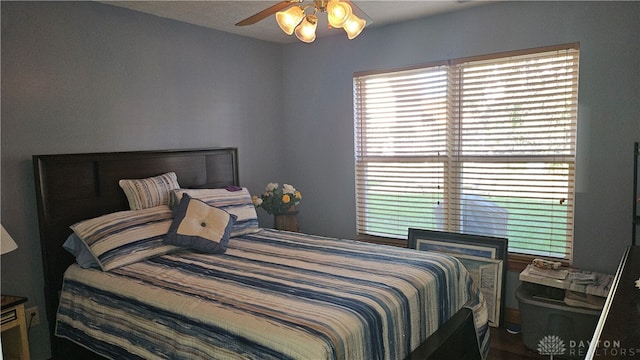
[56,229,490,359]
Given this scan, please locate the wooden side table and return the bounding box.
[1,295,30,360]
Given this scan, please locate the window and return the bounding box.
[354,44,579,261]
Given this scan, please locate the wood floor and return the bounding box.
[488,326,547,359]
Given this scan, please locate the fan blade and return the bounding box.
[235,1,294,26]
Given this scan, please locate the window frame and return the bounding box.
[353,43,580,268]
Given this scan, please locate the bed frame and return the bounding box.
[33,147,482,360]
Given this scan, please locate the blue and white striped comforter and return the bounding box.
[56,229,490,359]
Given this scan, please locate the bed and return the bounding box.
[33,147,490,359]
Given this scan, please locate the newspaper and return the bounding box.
[519,264,613,298]
[526,265,569,280]
[564,290,605,309]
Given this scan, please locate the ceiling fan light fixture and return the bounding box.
[343,13,366,40]
[295,14,318,43]
[276,6,305,35]
[250,0,367,42]
[326,0,352,28]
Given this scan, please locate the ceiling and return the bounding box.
[100,1,486,44]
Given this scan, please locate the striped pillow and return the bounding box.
[70,205,179,271]
[119,172,180,210]
[170,187,260,237]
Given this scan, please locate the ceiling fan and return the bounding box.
[235,0,368,43]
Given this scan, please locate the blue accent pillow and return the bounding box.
[62,233,99,269]
[165,194,236,253]
[169,188,260,237]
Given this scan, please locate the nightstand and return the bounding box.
[1,295,30,360]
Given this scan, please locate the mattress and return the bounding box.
[56,229,490,359]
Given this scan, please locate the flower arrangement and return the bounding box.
[252,183,301,215]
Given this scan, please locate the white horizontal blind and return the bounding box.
[354,45,579,260]
[354,65,449,237]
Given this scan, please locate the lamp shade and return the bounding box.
[276,6,305,35]
[326,0,352,28]
[1,225,18,255]
[343,14,366,39]
[295,14,318,43]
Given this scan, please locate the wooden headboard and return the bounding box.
[32,147,239,358]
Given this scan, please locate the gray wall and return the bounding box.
[1,2,284,358]
[282,1,640,273]
[279,0,639,280]
[2,1,639,359]
[280,0,639,331]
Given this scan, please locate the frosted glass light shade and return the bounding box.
[326,0,352,28]
[1,225,18,255]
[276,6,305,35]
[343,14,366,39]
[295,15,318,43]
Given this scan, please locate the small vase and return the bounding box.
[273,206,299,232]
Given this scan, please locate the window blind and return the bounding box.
[354,45,579,260]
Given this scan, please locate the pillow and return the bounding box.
[170,187,260,237]
[164,194,235,253]
[119,172,180,210]
[62,233,99,269]
[70,205,179,271]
